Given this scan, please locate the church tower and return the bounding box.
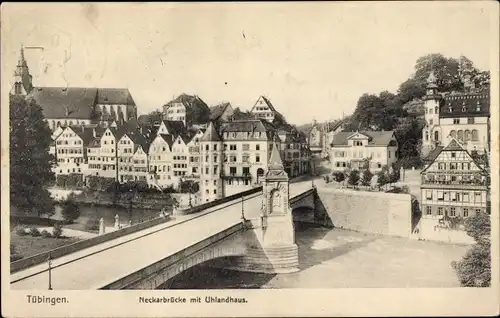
[200,121,223,203]
[10,45,33,96]
[421,70,442,157]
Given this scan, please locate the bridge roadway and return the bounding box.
[11,182,312,290]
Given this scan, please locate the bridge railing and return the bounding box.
[10,186,264,274]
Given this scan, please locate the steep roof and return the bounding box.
[209,102,232,120]
[423,146,444,163]
[28,87,98,119]
[443,138,465,151]
[96,88,136,105]
[161,120,186,135]
[221,119,271,133]
[158,134,175,149]
[201,122,221,142]
[259,96,277,112]
[73,127,97,147]
[331,131,395,147]
[28,87,136,120]
[440,93,490,118]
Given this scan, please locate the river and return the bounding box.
[160,225,467,289]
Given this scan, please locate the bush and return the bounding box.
[84,218,101,233]
[452,211,491,287]
[41,229,53,238]
[10,243,23,262]
[61,198,81,223]
[29,226,41,237]
[15,225,28,236]
[52,223,64,238]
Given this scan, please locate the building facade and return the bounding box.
[250,96,279,123]
[200,122,223,202]
[330,131,398,172]
[420,138,489,220]
[421,71,490,157]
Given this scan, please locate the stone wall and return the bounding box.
[417,218,475,245]
[316,188,412,238]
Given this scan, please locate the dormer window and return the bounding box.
[476,101,481,112]
[462,104,467,112]
[448,106,453,113]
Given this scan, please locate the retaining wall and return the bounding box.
[316,187,412,237]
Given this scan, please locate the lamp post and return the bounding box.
[47,254,53,290]
[241,196,245,221]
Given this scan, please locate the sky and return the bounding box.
[1,2,496,126]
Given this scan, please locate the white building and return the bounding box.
[421,71,490,157]
[330,131,398,172]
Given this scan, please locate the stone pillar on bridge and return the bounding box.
[241,140,299,273]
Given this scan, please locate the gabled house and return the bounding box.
[148,134,175,188]
[162,93,211,127]
[53,126,95,176]
[250,95,280,123]
[420,138,489,221]
[330,130,398,172]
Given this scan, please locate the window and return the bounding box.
[230,155,237,162]
[429,119,433,125]
[465,130,471,141]
[438,207,443,215]
[437,191,444,201]
[457,130,464,141]
[453,118,460,124]
[475,209,481,214]
[451,152,456,158]
[256,144,260,151]
[425,131,429,141]
[230,167,236,175]
[205,145,209,151]
[243,167,250,175]
[450,207,456,217]
[435,106,438,114]
[230,144,237,151]
[429,108,433,114]
[471,130,478,141]
[463,208,469,217]
[213,166,218,175]
[463,192,469,202]
[474,192,482,203]
[213,189,217,194]
[467,117,475,124]
[256,155,260,163]
[425,190,432,200]
[213,155,218,162]
[213,144,217,151]
[242,144,249,151]
[434,131,439,141]
[426,206,432,215]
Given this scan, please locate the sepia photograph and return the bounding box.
[1,2,498,317]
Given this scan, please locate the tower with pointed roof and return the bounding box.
[10,45,33,96]
[421,70,443,157]
[242,141,299,273]
[200,121,223,202]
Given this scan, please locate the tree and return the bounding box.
[10,95,55,218]
[61,196,81,223]
[142,109,164,125]
[452,211,491,287]
[229,107,254,121]
[332,171,345,183]
[388,165,401,185]
[377,170,389,190]
[360,169,373,188]
[347,170,360,187]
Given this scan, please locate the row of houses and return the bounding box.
[50,117,312,201]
